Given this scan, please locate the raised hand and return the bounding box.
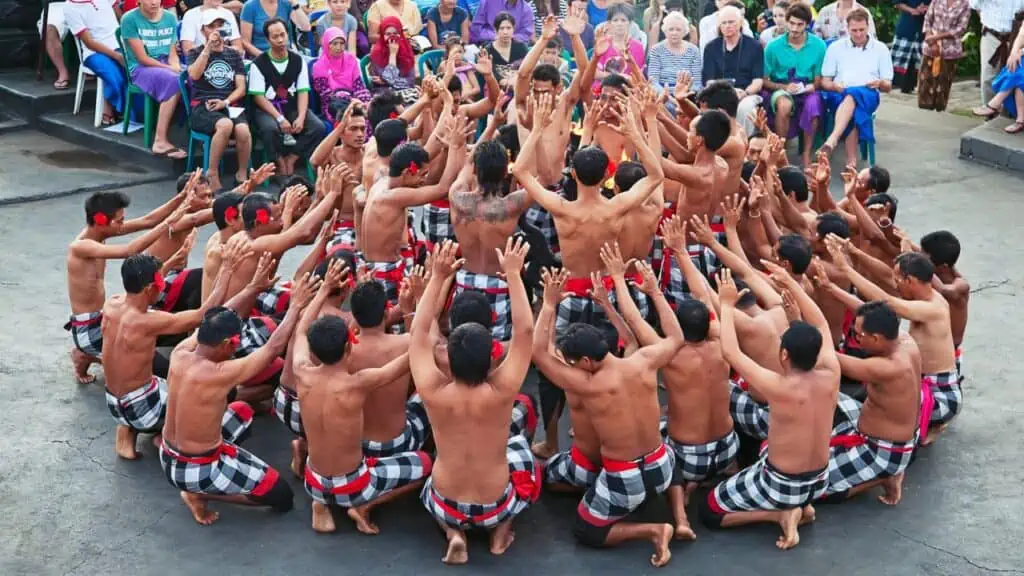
[687,214,717,245]
[475,49,493,77]
[407,264,427,302]
[721,193,746,229]
[594,25,611,56]
[541,14,558,39]
[749,107,769,134]
[587,270,613,308]
[631,260,659,296]
[661,214,688,253]
[221,233,253,272]
[291,272,321,311]
[496,236,530,277]
[824,234,852,271]
[748,175,767,212]
[599,242,630,277]
[814,150,831,184]
[716,268,750,307]
[810,258,832,289]
[561,3,585,36]
[318,210,340,246]
[781,288,801,322]
[674,71,693,102]
[431,240,465,279]
[540,266,569,308]
[248,252,279,291]
[323,257,347,290]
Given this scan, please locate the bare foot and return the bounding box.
[114,425,139,460]
[923,423,947,446]
[290,439,306,478]
[70,348,96,384]
[234,172,248,186]
[347,506,380,535]
[799,504,816,525]
[207,174,223,192]
[442,531,468,565]
[489,521,516,555]
[775,508,802,550]
[650,523,674,567]
[311,501,336,533]
[181,491,219,525]
[878,473,904,506]
[531,440,557,460]
[674,522,696,541]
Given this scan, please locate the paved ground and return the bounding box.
[1,99,1022,576]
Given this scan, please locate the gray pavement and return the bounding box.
[1,100,1023,576]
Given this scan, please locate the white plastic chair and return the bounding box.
[73,36,106,128]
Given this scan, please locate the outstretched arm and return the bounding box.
[531,268,592,395]
[491,238,535,395]
[761,259,838,358]
[717,270,789,400]
[410,242,461,394]
[690,215,782,309]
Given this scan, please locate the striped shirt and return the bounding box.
[528,0,568,40]
[647,41,703,92]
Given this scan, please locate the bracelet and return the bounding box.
[276,115,285,124]
[748,210,762,218]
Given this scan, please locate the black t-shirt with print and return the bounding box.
[186,46,245,103]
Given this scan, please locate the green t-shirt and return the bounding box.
[120,8,178,74]
[763,33,827,83]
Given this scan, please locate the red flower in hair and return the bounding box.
[616,337,625,351]
[592,84,602,96]
[93,212,109,226]
[255,208,270,225]
[348,329,360,345]
[389,112,399,119]
[152,272,166,293]
[407,162,419,175]
[224,206,239,221]
[606,160,617,178]
[491,340,504,360]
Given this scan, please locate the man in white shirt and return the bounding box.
[180,0,245,53]
[818,8,892,166]
[65,0,127,125]
[698,0,753,52]
[970,0,1024,105]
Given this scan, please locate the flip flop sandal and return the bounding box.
[53,79,69,90]
[100,114,117,127]
[1004,121,1024,134]
[153,147,188,160]
[972,104,1000,119]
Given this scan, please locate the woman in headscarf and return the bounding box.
[312,27,373,120]
[368,16,420,103]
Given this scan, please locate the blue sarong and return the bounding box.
[821,86,880,143]
[991,64,1024,118]
[83,52,127,114]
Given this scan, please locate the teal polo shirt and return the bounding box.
[763,33,827,83]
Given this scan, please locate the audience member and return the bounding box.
[314,0,359,54]
[472,0,535,44]
[593,3,646,87]
[648,13,701,96]
[484,12,530,88]
[39,2,71,90]
[181,0,245,53]
[426,0,471,48]
[367,16,421,102]
[367,0,426,43]
[703,4,764,135]
[890,0,929,93]
[814,0,875,42]
[66,0,126,126]
[240,0,312,57]
[918,0,970,112]
[698,0,753,52]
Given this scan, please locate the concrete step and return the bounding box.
[959,117,1024,174]
[0,68,95,121]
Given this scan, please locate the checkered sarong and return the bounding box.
[521,205,560,254]
[420,432,540,530]
[926,370,962,427]
[362,394,430,457]
[729,378,770,440]
[832,392,863,434]
[153,268,198,311]
[660,418,739,483]
[555,275,650,333]
[544,444,601,489]
[366,257,408,304]
[236,315,279,358]
[955,347,964,384]
[105,376,167,433]
[326,219,358,255]
[823,429,916,497]
[658,218,726,309]
[422,199,456,247]
[273,385,304,438]
[577,443,675,526]
[254,280,292,317]
[510,393,538,440]
[159,402,277,497]
[65,311,103,357]
[890,35,922,74]
[304,450,432,507]
[708,455,828,513]
[454,269,512,341]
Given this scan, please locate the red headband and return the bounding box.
[348,329,360,345]
[616,337,625,351]
[491,339,504,360]
[228,334,241,348]
[606,161,617,179]
[389,111,399,119]
[407,162,419,175]
[224,206,239,221]
[93,212,109,226]
[255,208,270,225]
[152,271,166,293]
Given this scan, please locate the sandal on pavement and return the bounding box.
[972,104,1000,119]
[1004,121,1024,134]
[53,79,69,90]
[153,147,188,160]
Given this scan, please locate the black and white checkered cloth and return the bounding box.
[708,455,828,514]
[823,431,916,497]
[365,257,408,305]
[421,200,456,247]
[926,369,962,427]
[65,311,103,357]
[273,385,304,438]
[729,379,770,440]
[105,376,167,433]
[660,418,739,483]
[454,269,512,341]
[544,445,601,489]
[304,450,432,507]
[236,316,278,358]
[555,276,650,334]
[254,280,292,317]
[522,205,560,254]
[326,219,358,255]
[890,35,922,74]
[510,393,537,441]
[362,394,430,457]
[576,443,675,526]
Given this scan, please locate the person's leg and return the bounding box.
[604,523,675,567]
[980,32,1000,106]
[824,94,855,152]
[801,116,818,166]
[208,116,234,191]
[1014,88,1024,123]
[843,126,859,167]
[45,26,69,87]
[253,110,283,173]
[773,94,793,138]
[293,109,326,172]
[233,121,253,184]
[532,368,565,459]
[153,92,182,155]
[736,94,761,136]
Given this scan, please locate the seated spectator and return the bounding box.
[312,27,373,118]
[367,0,426,44]
[349,0,375,54]
[540,36,573,86]
[65,0,126,126]
[975,23,1024,132]
[367,16,421,102]
[471,0,535,44]
[124,0,178,10]
[698,0,753,52]
[585,0,616,27]
[759,0,789,45]
[181,0,244,53]
[594,4,646,88]
[643,0,696,48]
[648,12,701,96]
[186,13,251,190]
[918,0,970,112]
[703,5,764,135]
[426,0,471,48]
[314,0,359,54]
[814,0,874,43]
[443,37,482,100]
[248,18,326,176]
[762,2,826,165]
[484,12,529,89]
[818,8,891,164]
[240,0,312,58]
[39,2,70,90]
[121,0,187,159]
[559,0,594,49]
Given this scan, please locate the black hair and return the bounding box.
[176,172,207,193]
[447,75,463,94]
[734,277,757,308]
[695,110,732,152]
[895,251,935,283]
[472,140,509,197]
[607,2,634,20]
[593,320,621,356]
[613,161,646,192]
[197,306,243,346]
[121,254,162,294]
[856,301,899,340]
[312,253,354,298]
[212,191,244,230]
[349,281,388,328]
[777,166,809,203]
[367,90,405,131]
[816,211,850,240]
[846,6,871,24]
[241,193,275,230]
[785,3,812,24]
[532,63,561,86]
[780,320,821,371]
[374,118,409,157]
[449,291,494,330]
[600,73,632,92]
[307,315,352,365]
[262,17,287,40]
[389,142,430,177]
[920,230,961,267]
[750,130,766,140]
[448,322,493,385]
[545,36,563,50]
[84,191,130,226]
[776,233,813,274]
[283,175,312,195]
[697,81,740,118]
[676,299,711,342]
[496,124,520,161]
[741,160,756,183]
[493,11,516,29]
[865,192,898,220]
[556,323,610,362]
[571,145,610,187]
[866,165,890,193]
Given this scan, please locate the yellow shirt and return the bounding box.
[367,0,423,36]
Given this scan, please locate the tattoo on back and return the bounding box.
[451,192,527,224]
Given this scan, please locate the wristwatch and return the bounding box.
[276,114,286,124]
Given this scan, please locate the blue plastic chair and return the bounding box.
[417,49,444,78]
[306,9,329,57]
[115,28,158,148]
[822,106,876,166]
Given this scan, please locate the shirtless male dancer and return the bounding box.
[202,191,247,300]
[66,188,193,383]
[700,267,839,551]
[819,300,921,506]
[411,240,540,565]
[160,275,317,525]
[293,264,431,535]
[919,231,970,380]
[309,103,369,254]
[533,264,681,567]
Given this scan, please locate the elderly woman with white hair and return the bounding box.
[647,12,702,98]
[702,4,765,135]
